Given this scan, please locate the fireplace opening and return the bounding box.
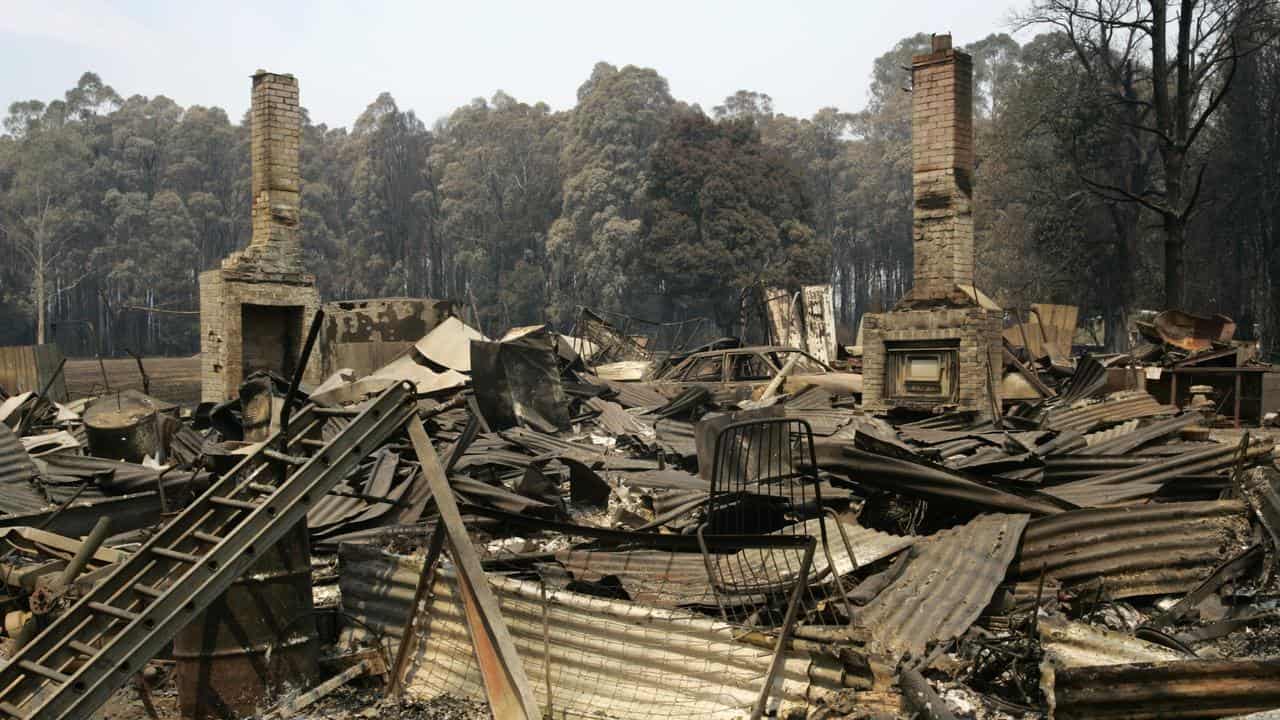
[884,340,959,402]
[241,304,303,379]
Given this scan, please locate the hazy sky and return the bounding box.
[2,1,1024,129]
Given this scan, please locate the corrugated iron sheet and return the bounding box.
[1046,441,1272,507]
[854,513,1029,662]
[0,491,162,538]
[653,418,696,458]
[0,420,39,486]
[1076,412,1200,456]
[308,447,411,538]
[585,397,653,438]
[815,441,1071,516]
[1082,419,1140,448]
[600,379,668,409]
[1039,614,1183,670]
[1044,392,1176,432]
[1053,659,1280,719]
[338,544,853,719]
[0,422,45,516]
[1056,355,1109,404]
[1013,500,1250,599]
[558,518,915,607]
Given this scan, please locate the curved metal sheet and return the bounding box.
[854,513,1029,663]
[1013,500,1251,599]
[338,544,853,719]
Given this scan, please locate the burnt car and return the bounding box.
[651,346,863,402]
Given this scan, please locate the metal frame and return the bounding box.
[694,417,858,719]
[0,382,417,720]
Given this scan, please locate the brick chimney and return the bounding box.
[199,70,319,403]
[244,70,303,271]
[860,34,1002,416]
[908,34,975,304]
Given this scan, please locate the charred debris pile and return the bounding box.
[0,312,1278,720]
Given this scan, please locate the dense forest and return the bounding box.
[2,1,1278,359]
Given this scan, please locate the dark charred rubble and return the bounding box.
[0,304,1277,720]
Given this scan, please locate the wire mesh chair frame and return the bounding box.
[696,417,857,625]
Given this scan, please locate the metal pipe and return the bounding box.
[900,668,958,720]
[279,308,325,448]
[53,517,112,589]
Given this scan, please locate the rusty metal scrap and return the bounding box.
[339,544,858,719]
[1013,500,1252,599]
[1053,659,1280,720]
[1046,439,1273,506]
[0,297,1275,720]
[1043,391,1177,432]
[855,513,1029,663]
[1146,309,1237,352]
[815,439,1073,516]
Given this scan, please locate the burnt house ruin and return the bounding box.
[861,34,1003,415]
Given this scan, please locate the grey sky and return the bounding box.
[2,1,1024,129]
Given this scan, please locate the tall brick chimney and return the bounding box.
[908,34,975,304]
[200,71,319,402]
[860,34,1002,417]
[245,71,303,271]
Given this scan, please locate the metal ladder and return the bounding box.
[0,381,417,720]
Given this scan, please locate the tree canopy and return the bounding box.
[2,2,1279,356]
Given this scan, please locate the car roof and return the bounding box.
[683,346,802,359]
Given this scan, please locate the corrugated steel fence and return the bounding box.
[339,543,859,719]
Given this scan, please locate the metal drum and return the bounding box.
[174,521,319,719]
[83,390,161,463]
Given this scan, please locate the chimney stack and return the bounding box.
[200,70,319,403]
[248,70,302,270]
[909,34,974,302]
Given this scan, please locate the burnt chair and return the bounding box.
[696,417,857,627]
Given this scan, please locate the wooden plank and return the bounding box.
[1030,304,1078,359]
[406,417,540,720]
[0,345,66,401]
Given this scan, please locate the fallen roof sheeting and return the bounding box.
[339,543,854,719]
[558,517,915,607]
[0,422,46,515]
[815,440,1072,516]
[1012,500,1251,599]
[1075,412,1200,456]
[1044,440,1272,507]
[1053,659,1280,720]
[1043,392,1176,432]
[1038,614,1183,670]
[854,513,1029,663]
[413,316,486,373]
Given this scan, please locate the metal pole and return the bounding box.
[388,523,446,698]
[540,580,554,719]
[53,517,113,589]
[750,539,815,720]
[280,309,325,449]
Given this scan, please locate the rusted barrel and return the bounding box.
[174,521,318,719]
[83,390,162,463]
